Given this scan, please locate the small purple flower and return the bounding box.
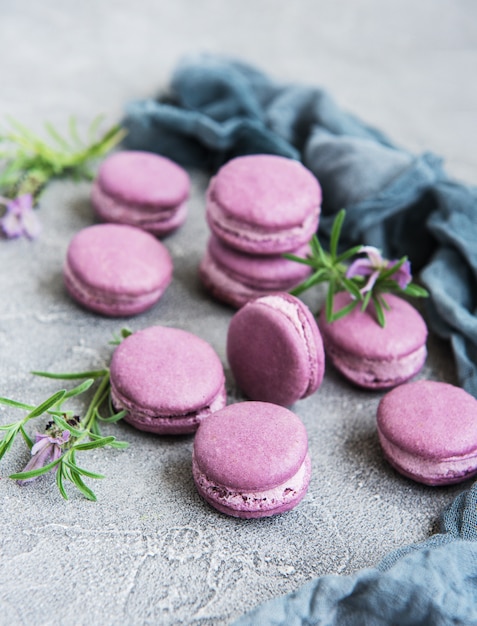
[346,246,412,295]
[0,194,41,239]
[17,430,69,485]
[386,259,412,289]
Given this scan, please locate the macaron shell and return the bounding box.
[377,381,477,485]
[378,436,477,486]
[114,385,227,435]
[199,253,278,309]
[199,238,312,309]
[92,181,188,235]
[64,224,172,315]
[207,235,311,288]
[110,326,226,418]
[64,264,166,317]
[96,150,190,207]
[206,154,321,254]
[193,402,309,491]
[207,196,319,255]
[210,155,320,229]
[227,294,324,405]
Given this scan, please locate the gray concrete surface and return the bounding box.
[0,1,476,624]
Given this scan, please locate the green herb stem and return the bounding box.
[287,209,428,327]
[0,116,126,202]
[0,329,131,500]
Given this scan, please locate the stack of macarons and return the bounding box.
[199,154,322,307]
[91,150,190,237]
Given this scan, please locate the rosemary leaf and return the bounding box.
[72,436,116,451]
[32,369,109,380]
[10,458,61,480]
[26,390,67,419]
[329,208,345,260]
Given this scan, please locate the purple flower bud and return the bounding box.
[17,430,70,485]
[346,246,412,295]
[346,247,384,295]
[388,259,412,290]
[359,246,385,268]
[0,194,41,240]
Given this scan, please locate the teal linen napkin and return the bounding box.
[232,481,477,625]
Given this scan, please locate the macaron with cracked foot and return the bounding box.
[192,401,311,518]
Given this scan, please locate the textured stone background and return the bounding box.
[0,1,476,624]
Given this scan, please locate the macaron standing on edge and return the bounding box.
[192,401,311,518]
[110,326,226,435]
[64,223,173,317]
[319,292,428,389]
[227,293,325,406]
[377,380,477,486]
[92,150,190,236]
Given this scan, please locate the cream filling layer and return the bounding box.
[64,261,165,309]
[110,382,227,427]
[326,342,427,386]
[92,182,187,226]
[378,431,477,485]
[207,194,319,246]
[193,453,311,512]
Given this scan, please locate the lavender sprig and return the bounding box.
[0,330,131,501]
[0,115,126,239]
[285,209,428,327]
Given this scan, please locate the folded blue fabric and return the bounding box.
[123,53,477,398]
[233,481,477,625]
[123,55,477,624]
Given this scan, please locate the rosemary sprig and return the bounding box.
[0,115,126,201]
[0,329,131,501]
[286,209,428,327]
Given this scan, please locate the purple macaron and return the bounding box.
[206,154,321,255]
[91,150,190,236]
[227,293,325,406]
[199,235,312,308]
[110,326,226,435]
[319,292,427,389]
[377,380,477,485]
[192,401,311,518]
[64,223,173,317]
